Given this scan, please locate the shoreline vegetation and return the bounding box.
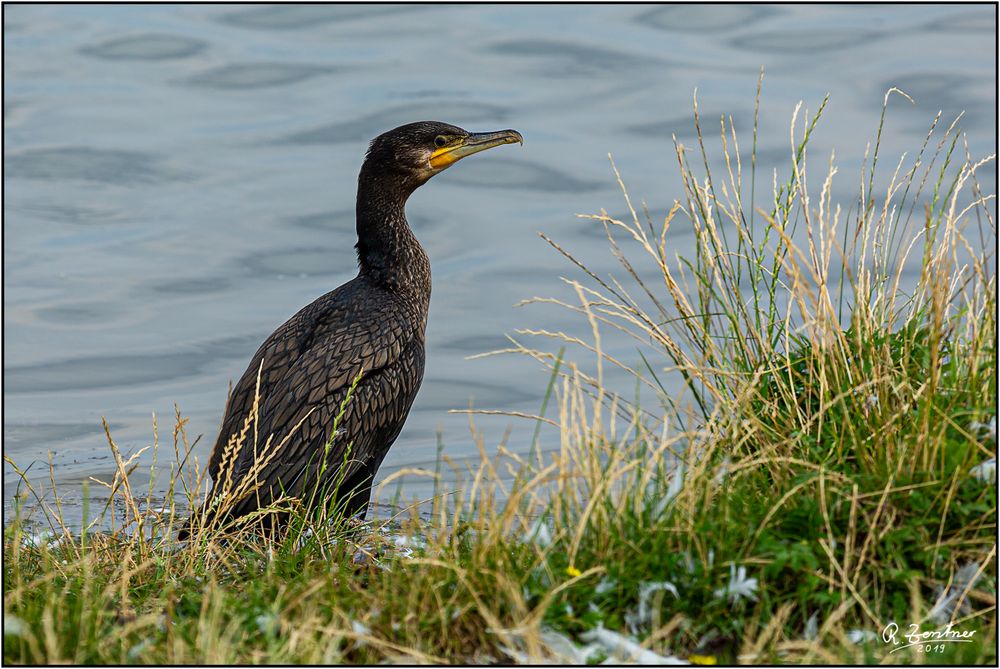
[4,79,997,664]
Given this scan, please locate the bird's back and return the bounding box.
[202,274,427,526]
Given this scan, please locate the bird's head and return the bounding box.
[363,121,522,189]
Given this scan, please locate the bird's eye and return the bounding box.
[434,135,448,148]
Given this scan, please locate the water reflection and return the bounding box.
[637,4,779,32]
[3,422,113,451]
[285,209,356,232]
[628,111,754,140]
[875,73,992,128]
[12,202,126,225]
[921,10,996,33]
[4,335,262,394]
[732,29,880,53]
[80,34,207,60]
[241,246,349,278]
[486,39,661,76]
[280,102,511,145]
[3,4,995,525]
[420,377,538,412]
[444,158,605,193]
[217,4,426,30]
[145,276,233,296]
[186,63,337,90]
[5,147,177,185]
[34,302,126,326]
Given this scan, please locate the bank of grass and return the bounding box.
[4,83,996,664]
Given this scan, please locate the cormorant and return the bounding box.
[182,121,522,538]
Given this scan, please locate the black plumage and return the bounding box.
[183,121,522,537]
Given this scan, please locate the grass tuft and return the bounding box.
[4,80,996,664]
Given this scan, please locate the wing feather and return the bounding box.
[204,275,425,520]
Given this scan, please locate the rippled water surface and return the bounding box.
[4,4,996,523]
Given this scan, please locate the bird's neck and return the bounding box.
[355,168,431,298]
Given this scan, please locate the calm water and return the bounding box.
[4,4,996,524]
